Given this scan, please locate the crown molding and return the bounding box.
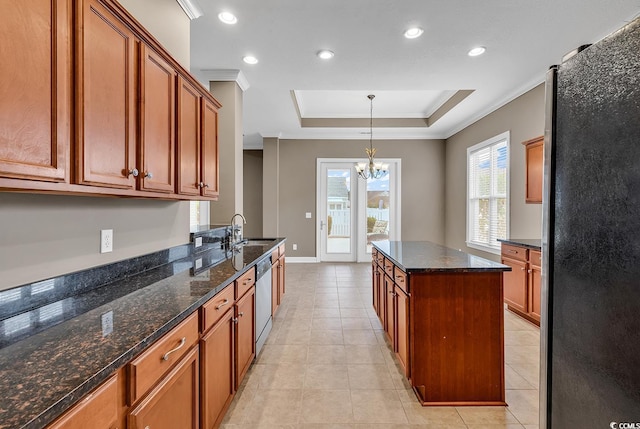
[195,69,251,91]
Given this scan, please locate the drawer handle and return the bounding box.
[508,249,518,254]
[243,278,253,285]
[215,298,230,310]
[162,337,186,361]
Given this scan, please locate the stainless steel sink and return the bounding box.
[240,239,276,246]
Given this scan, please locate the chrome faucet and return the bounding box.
[230,213,247,244]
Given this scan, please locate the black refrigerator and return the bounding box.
[541,16,640,428]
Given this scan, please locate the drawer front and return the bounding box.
[501,243,528,262]
[201,283,235,333]
[384,258,394,277]
[278,243,285,256]
[372,249,378,262]
[235,267,256,300]
[48,373,119,429]
[271,249,279,263]
[376,252,384,266]
[529,250,541,267]
[128,311,199,405]
[394,266,408,293]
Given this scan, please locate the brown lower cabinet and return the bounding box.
[128,346,199,429]
[501,243,541,325]
[235,286,255,390]
[200,307,235,429]
[47,373,121,429]
[271,248,286,316]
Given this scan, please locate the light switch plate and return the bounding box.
[101,311,113,337]
[194,258,203,270]
[195,237,203,247]
[305,212,312,218]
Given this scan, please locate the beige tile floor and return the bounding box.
[221,263,540,429]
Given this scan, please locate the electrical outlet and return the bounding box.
[194,258,203,270]
[195,237,203,248]
[101,229,113,253]
[293,244,298,250]
[305,212,312,219]
[101,310,113,337]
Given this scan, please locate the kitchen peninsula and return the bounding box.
[372,241,510,406]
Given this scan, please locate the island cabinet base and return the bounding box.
[409,271,506,406]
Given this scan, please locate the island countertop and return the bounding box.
[497,238,542,251]
[372,241,511,273]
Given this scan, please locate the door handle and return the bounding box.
[320,220,325,230]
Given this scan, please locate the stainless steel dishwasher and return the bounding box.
[254,256,272,357]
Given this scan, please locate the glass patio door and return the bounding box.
[319,162,357,262]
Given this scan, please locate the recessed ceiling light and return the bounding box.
[404,27,424,39]
[468,46,487,57]
[243,56,258,65]
[218,11,237,24]
[317,50,334,60]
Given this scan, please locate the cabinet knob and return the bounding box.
[521,267,526,271]
[198,182,209,188]
[239,311,244,317]
[143,171,153,179]
[233,317,239,324]
[528,269,532,273]
[127,168,139,177]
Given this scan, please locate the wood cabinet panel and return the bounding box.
[501,257,528,313]
[278,254,285,298]
[201,98,220,198]
[528,250,542,322]
[384,274,395,346]
[272,259,280,316]
[372,261,380,316]
[176,75,201,196]
[139,44,175,193]
[523,136,544,204]
[200,307,235,429]
[47,373,119,429]
[128,312,198,404]
[0,0,70,183]
[75,0,136,189]
[128,346,199,429]
[235,287,255,389]
[395,285,409,378]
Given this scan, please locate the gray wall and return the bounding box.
[264,139,446,257]
[445,84,545,260]
[0,0,191,291]
[243,150,264,238]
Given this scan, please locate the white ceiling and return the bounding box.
[189,0,640,148]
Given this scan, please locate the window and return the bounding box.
[466,132,509,254]
[189,201,210,228]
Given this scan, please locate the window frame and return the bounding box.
[466,131,510,255]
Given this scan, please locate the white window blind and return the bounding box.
[467,132,509,254]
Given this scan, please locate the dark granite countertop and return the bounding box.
[372,241,510,273]
[0,238,285,429]
[497,238,542,250]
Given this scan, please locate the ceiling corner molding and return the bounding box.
[427,90,474,126]
[175,0,203,20]
[196,69,251,91]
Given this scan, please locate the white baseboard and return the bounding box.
[285,257,319,263]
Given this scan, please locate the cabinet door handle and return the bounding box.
[143,171,153,179]
[215,298,229,310]
[528,269,532,273]
[233,317,239,324]
[198,182,210,188]
[127,168,139,177]
[238,312,245,317]
[521,267,526,271]
[162,337,186,361]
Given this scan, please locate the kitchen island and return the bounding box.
[372,241,511,406]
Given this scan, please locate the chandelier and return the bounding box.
[355,94,388,180]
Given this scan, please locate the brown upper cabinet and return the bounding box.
[177,78,221,199]
[523,136,544,203]
[0,0,221,200]
[0,0,71,183]
[75,0,137,190]
[138,44,176,193]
